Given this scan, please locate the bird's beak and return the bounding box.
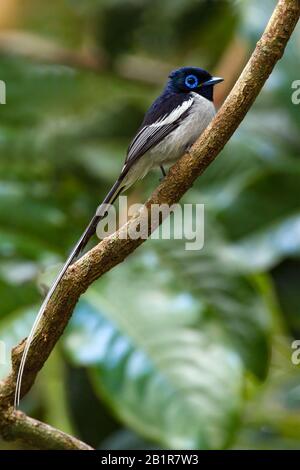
[202,76,224,86]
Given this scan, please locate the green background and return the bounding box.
[0,0,300,450]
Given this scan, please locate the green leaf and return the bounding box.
[62,209,272,448]
[65,296,244,450]
[154,218,272,380]
[222,215,300,272]
[218,169,300,241]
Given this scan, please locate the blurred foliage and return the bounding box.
[0,0,300,450]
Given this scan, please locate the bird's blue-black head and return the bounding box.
[167,67,223,102]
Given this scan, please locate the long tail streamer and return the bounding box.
[14,179,124,407]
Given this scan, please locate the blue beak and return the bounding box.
[203,76,224,86]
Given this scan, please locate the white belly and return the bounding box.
[123,93,215,188]
[151,93,215,164]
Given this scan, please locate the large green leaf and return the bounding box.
[63,225,272,448]
[222,215,300,272]
[153,218,272,379]
[218,169,300,241]
[65,295,244,450]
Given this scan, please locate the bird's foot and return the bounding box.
[159,165,167,182]
[184,143,193,155]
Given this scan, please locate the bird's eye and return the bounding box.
[185,74,198,89]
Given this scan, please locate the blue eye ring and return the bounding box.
[185,74,198,89]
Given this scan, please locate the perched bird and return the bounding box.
[15,66,223,407]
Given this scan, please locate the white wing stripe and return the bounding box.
[123,97,195,165]
[151,96,194,127]
[126,97,194,161]
[128,126,153,157]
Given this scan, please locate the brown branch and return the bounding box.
[0,409,93,450]
[0,0,299,449]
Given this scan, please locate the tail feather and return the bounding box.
[14,178,124,408]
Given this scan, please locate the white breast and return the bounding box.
[150,92,215,165]
[122,93,216,189]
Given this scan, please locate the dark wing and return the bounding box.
[121,94,194,177]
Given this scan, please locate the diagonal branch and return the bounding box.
[0,0,299,448]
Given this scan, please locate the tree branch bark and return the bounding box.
[0,409,93,450]
[0,0,299,450]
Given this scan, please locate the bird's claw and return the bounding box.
[159,165,167,182]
